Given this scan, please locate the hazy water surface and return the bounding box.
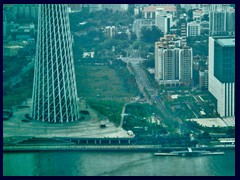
[3,150,235,176]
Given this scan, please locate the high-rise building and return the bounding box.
[32,4,80,123]
[88,4,128,12]
[133,19,155,40]
[142,5,176,19]
[187,21,201,37]
[181,22,187,46]
[200,21,209,34]
[179,47,193,85]
[209,4,235,36]
[105,26,116,38]
[208,36,235,117]
[155,8,172,35]
[11,4,38,20]
[155,34,192,86]
[199,69,208,89]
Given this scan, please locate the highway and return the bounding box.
[129,61,175,121]
[124,59,184,131]
[121,57,187,132]
[130,62,157,97]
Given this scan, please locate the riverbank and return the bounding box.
[3,144,235,152]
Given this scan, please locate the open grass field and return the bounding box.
[75,65,134,98]
[3,64,136,112]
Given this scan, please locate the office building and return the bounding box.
[208,36,235,117]
[187,21,201,37]
[155,8,172,35]
[209,4,235,36]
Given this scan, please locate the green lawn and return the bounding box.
[3,63,137,115]
[75,65,135,98]
[178,96,196,103]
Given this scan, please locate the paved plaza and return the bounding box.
[3,99,131,138]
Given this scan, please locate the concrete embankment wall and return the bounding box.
[3,145,235,152]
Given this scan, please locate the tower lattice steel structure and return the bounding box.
[32,4,80,123]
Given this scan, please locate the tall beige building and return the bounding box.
[155,35,192,86]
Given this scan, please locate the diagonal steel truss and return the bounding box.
[32,4,80,123]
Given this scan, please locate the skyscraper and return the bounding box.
[179,47,193,85]
[209,4,235,36]
[181,22,187,46]
[155,34,192,86]
[32,4,80,123]
[155,8,172,35]
[208,36,235,117]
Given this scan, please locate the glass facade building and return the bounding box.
[214,39,235,83]
[208,37,235,117]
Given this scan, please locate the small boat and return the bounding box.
[154,148,225,157]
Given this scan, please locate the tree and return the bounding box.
[202,14,209,21]
[141,26,163,44]
[143,59,154,68]
[187,9,194,22]
[114,33,128,40]
[176,4,182,18]
[226,128,235,137]
[132,40,142,50]
[131,32,137,42]
[201,131,210,139]
[181,8,187,14]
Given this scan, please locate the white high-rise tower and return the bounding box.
[32,4,80,123]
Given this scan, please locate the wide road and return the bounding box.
[121,57,182,131]
[131,62,157,96]
[129,62,176,123]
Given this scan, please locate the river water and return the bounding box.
[3,150,235,176]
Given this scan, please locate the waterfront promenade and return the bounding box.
[4,144,234,152]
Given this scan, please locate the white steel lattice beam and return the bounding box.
[32,4,80,123]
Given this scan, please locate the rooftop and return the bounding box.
[217,38,235,47]
[187,118,230,127]
[143,5,176,12]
